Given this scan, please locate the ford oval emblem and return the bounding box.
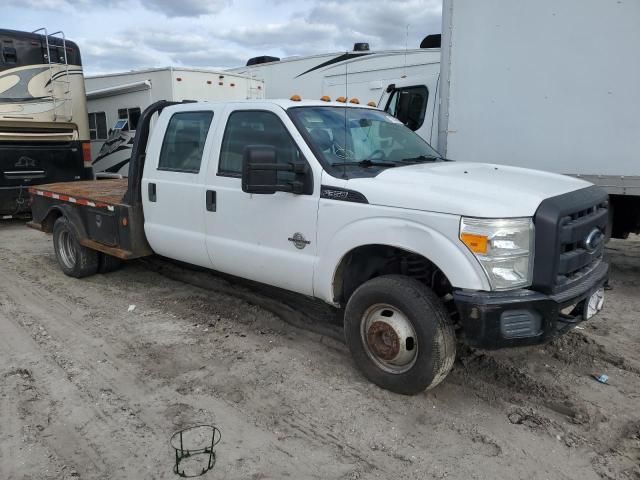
[584,228,604,253]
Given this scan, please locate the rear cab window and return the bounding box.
[158,111,214,174]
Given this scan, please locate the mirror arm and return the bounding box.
[248,162,307,174]
[247,162,283,171]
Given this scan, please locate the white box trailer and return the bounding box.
[228,43,441,107]
[85,67,264,175]
[379,0,640,238]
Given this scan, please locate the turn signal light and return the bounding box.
[290,94,301,101]
[460,232,488,254]
[349,98,360,104]
[320,95,331,102]
[336,96,347,103]
[367,101,376,107]
[81,141,92,168]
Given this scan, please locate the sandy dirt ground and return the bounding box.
[0,219,639,480]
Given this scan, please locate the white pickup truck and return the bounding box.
[29,99,609,394]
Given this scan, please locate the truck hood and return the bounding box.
[347,162,592,217]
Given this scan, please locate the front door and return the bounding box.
[142,107,216,267]
[203,106,319,296]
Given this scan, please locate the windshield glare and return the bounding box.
[289,106,441,168]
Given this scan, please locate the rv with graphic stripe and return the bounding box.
[0,28,92,216]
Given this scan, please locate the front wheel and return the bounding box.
[344,275,456,395]
[52,217,99,278]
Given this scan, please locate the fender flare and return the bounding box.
[313,217,490,304]
[41,204,89,241]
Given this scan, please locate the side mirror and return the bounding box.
[241,145,312,195]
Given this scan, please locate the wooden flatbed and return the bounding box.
[29,179,128,209]
[28,178,152,260]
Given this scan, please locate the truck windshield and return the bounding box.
[288,106,442,173]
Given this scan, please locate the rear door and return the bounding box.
[203,104,320,296]
[141,105,217,267]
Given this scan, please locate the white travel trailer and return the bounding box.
[86,67,264,175]
[229,38,441,108]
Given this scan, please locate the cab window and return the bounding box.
[384,86,428,131]
[218,110,305,177]
[158,111,213,173]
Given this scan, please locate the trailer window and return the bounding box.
[1,46,17,65]
[158,111,213,173]
[218,110,304,178]
[117,107,141,131]
[384,86,428,131]
[128,108,141,130]
[88,112,108,140]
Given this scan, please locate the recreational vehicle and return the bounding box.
[0,28,91,216]
[228,39,441,110]
[85,68,265,175]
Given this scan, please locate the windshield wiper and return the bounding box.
[335,159,398,168]
[399,155,442,163]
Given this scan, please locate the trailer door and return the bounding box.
[379,72,440,146]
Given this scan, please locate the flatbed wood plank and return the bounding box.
[31,179,128,206]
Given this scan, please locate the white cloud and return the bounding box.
[6,0,124,9]
[81,38,165,73]
[141,0,231,17]
[6,0,229,17]
[6,0,442,74]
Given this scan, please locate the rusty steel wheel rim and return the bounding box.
[360,303,418,374]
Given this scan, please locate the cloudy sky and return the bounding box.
[6,0,442,75]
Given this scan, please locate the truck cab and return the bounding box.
[29,99,609,395]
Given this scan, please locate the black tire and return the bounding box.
[344,275,456,395]
[52,217,99,278]
[98,253,123,274]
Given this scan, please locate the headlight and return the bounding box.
[459,217,534,290]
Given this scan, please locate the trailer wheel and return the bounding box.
[344,275,456,395]
[98,253,122,274]
[53,217,99,278]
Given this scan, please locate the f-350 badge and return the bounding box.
[288,232,310,249]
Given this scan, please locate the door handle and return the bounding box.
[148,183,156,202]
[206,190,216,212]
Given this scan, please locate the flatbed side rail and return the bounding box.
[29,186,116,211]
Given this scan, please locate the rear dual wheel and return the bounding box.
[344,275,456,395]
[98,252,122,274]
[53,217,99,278]
[53,217,122,277]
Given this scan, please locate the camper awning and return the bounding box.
[86,80,152,100]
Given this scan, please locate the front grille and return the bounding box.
[532,186,609,294]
